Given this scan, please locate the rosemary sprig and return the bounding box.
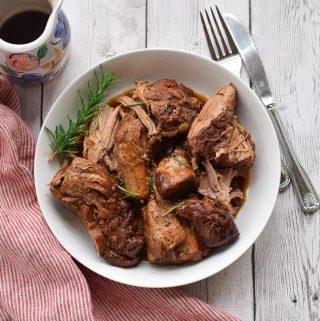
[116,184,139,199]
[124,101,146,107]
[172,156,191,168]
[45,65,120,161]
[163,202,185,217]
[149,175,154,192]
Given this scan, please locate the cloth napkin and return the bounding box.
[0,76,241,321]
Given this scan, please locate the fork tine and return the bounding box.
[200,11,217,60]
[210,7,229,55]
[215,5,237,53]
[204,9,223,58]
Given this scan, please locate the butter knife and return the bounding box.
[223,13,319,214]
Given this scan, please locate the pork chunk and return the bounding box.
[188,84,255,169]
[135,79,203,157]
[50,157,145,267]
[83,105,119,171]
[155,150,196,199]
[176,197,239,249]
[114,113,149,200]
[143,196,202,265]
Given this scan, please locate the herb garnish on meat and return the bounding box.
[149,176,154,192]
[116,184,139,199]
[163,202,185,217]
[172,156,191,168]
[46,66,119,161]
[124,101,146,107]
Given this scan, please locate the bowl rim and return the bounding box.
[35,48,281,288]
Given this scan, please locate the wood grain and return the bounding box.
[251,0,320,320]
[147,1,253,320]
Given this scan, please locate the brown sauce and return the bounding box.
[108,87,135,108]
[106,86,250,215]
[0,11,49,44]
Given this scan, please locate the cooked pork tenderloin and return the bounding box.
[50,157,145,267]
[188,84,255,169]
[83,105,119,171]
[154,149,197,200]
[114,112,150,201]
[134,79,203,157]
[143,195,202,265]
[118,95,157,136]
[176,197,239,249]
[135,79,202,135]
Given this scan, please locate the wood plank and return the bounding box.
[42,0,146,119]
[251,0,320,320]
[15,85,42,139]
[147,1,253,320]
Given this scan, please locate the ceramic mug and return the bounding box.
[0,0,70,85]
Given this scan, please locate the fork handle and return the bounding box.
[279,160,291,192]
[267,103,319,213]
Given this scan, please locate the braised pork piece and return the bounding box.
[176,197,239,249]
[50,157,145,267]
[134,79,203,157]
[188,84,255,169]
[83,105,120,172]
[50,80,255,267]
[154,149,197,199]
[114,112,150,200]
[135,79,202,136]
[143,194,202,264]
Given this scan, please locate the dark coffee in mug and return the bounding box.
[0,11,49,44]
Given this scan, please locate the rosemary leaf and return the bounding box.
[149,175,153,192]
[172,156,191,168]
[46,65,120,161]
[163,202,185,217]
[124,101,146,107]
[116,184,139,199]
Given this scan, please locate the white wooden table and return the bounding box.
[17,1,320,320]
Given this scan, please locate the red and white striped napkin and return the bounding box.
[0,76,241,321]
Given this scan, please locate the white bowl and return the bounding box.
[35,48,280,288]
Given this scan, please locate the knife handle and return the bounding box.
[267,103,320,213]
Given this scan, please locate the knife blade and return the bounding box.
[222,13,319,214]
[223,14,273,106]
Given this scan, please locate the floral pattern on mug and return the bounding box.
[13,60,67,85]
[40,48,65,71]
[0,9,70,84]
[53,11,70,50]
[6,53,40,73]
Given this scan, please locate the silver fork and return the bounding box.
[200,7,291,192]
